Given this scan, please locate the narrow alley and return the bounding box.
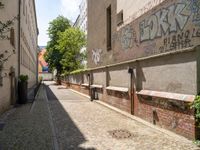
[0,81,198,150]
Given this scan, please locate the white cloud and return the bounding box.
[60,0,81,23]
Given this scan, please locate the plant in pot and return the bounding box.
[18,75,28,104]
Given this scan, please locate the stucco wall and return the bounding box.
[108,66,130,88]
[92,70,106,85]
[117,0,166,25]
[69,74,82,85]
[138,51,197,95]
[83,73,89,84]
[0,0,19,114]
[88,0,200,68]
[20,0,38,88]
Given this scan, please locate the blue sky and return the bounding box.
[35,0,81,46]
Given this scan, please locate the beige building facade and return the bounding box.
[0,0,38,114]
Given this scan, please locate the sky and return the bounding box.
[35,0,82,46]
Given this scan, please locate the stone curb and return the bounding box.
[42,85,59,150]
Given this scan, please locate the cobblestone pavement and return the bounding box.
[0,85,54,150]
[45,81,200,150]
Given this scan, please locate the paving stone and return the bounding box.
[45,81,200,150]
[0,81,199,150]
[0,85,54,150]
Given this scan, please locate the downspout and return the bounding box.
[128,67,134,115]
[18,0,21,77]
[17,0,21,103]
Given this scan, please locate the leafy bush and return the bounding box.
[70,69,87,75]
[39,76,43,82]
[191,95,200,127]
[193,140,200,147]
[19,75,28,82]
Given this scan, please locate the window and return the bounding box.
[117,10,123,26]
[106,5,112,50]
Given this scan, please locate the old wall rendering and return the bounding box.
[63,0,200,139]
[0,0,38,114]
[0,0,19,114]
[20,0,38,89]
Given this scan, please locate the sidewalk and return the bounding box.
[0,85,54,150]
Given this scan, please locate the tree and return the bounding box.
[45,16,71,75]
[57,27,86,74]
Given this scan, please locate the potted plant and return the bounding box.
[18,75,28,104]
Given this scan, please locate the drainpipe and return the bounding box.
[128,67,134,115]
[18,0,21,77]
[87,73,92,101]
[16,0,21,103]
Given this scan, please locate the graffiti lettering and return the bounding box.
[92,49,102,65]
[159,30,193,52]
[143,42,157,56]
[189,0,200,26]
[140,3,190,42]
[121,25,138,50]
[192,28,200,37]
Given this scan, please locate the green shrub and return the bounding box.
[191,95,200,127]
[19,75,28,82]
[70,69,87,75]
[39,76,43,82]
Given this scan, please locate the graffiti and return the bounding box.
[92,49,102,65]
[112,32,120,44]
[189,0,200,26]
[143,42,157,56]
[159,30,193,52]
[121,25,138,49]
[140,2,191,42]
[192,28,200,37]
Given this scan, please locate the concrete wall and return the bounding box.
[68,74,82,85]
[108,65,130,88]
[0,0,19,114]
[139,51,197,95]
[38,73,53,81]
[83,73,89,84]
[92,70,106,85]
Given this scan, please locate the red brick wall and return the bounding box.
[62,81,196,139]
[61,81,89,96]
[134,95,196,139]
[101,89,131,113]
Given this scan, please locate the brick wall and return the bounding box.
[135,95,195,139]
[63,79,197,140]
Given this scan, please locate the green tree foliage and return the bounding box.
[45,15,86,76]
[45,16,71,74]
[57,27,86,74]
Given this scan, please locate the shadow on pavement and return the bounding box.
[45,83,96,150]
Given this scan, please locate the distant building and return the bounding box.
[38,48,48,73]
[74,0,88,67]
[0,0,38,114]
